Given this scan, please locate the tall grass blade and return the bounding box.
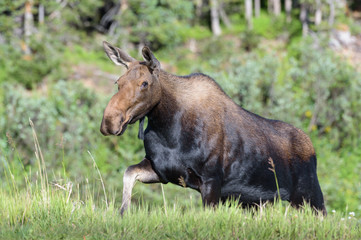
[268,157,281,201]
[87,150,108,209]
[161,184,168,216]
[29,118,49,197]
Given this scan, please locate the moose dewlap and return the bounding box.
[100,41,326,216]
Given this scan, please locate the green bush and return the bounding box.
[113,0,194,50]
[178,25,212,41]
[240,29,261,51]
[253,12,286,39]
[0,35,63,89]
[0,81,144,186]
[199,38,236,63]
[287,38,361,148]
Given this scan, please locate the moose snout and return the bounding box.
[100,112,125,136]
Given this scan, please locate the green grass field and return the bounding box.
[1,118,360,240]
[1,187,360,239]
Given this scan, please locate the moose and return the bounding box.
[100,41,326,215]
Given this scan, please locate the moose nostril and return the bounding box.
[113,129,121,135]
[100,119,110,136]
[100,126,109,136]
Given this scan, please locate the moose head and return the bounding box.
[100,42,161,136]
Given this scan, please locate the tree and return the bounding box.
[24,0,34,55]
[285,0,292,22]
[300,2,309,36]
[273,0,281,15]
[210,0,222,36]
[38,3,44,25]
[219,0,231,28]
[245,0,253,29]
[254,0,260,18]
[315,0,322,25]
[328,0,335,26]
[268,0,281,15]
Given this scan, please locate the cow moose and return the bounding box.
[100,41,326,216]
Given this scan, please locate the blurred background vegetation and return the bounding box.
[0,0,361,215]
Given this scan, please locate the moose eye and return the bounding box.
[141,81,148,89]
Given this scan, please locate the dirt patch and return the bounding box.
[69,64,123,95]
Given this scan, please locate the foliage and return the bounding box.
[61,0,104,31]
[287,37,361,147]
[178,25,213,41]
[240,29,261,51]
[0,35,62,88]
[315,137,361,213]
[2,81,99,157]
[113,0,194,50]
[253,12,286,39]
[336,14,361,35]
[0,81,144,189]
[199,37,236,61]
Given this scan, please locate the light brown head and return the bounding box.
[100,41,161,136]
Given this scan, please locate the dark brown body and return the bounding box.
[100,42,326,215]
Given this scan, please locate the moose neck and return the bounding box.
[146,70,183,127]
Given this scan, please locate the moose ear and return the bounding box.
[142,46,160,71]
[103,41,136,68]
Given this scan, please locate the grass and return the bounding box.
[0,120,360,239]
[1,188,360,239]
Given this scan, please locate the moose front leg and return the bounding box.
[200,179,221,207]
[120,158,160,215]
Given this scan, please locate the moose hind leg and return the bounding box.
[120,158,160,215]
[310,181,327,216]
[290,178,326,216]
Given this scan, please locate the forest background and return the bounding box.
[1,0,361,237]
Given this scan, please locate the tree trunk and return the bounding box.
[268,0,273,14]
[300,3,308,37]
[219,9,231,28]
[195,0,203,24]
[315,0,322,25]
[245,0,253,30]
[285,0,292,23]
[38,4,44,25]
[24,0,34,55]
[328,0,334,26]
[210,0,222,36]
[254,0,260,17]
[273,0,281,16]
[219,1,231,28]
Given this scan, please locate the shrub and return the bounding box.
[0,35,62,89]
[253,12,286,39]
[240,29,261,51]
[287,37,361,148]
[113,0,194,50]
[0,80,144,185]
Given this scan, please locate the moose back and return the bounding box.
[100,41,326,215]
